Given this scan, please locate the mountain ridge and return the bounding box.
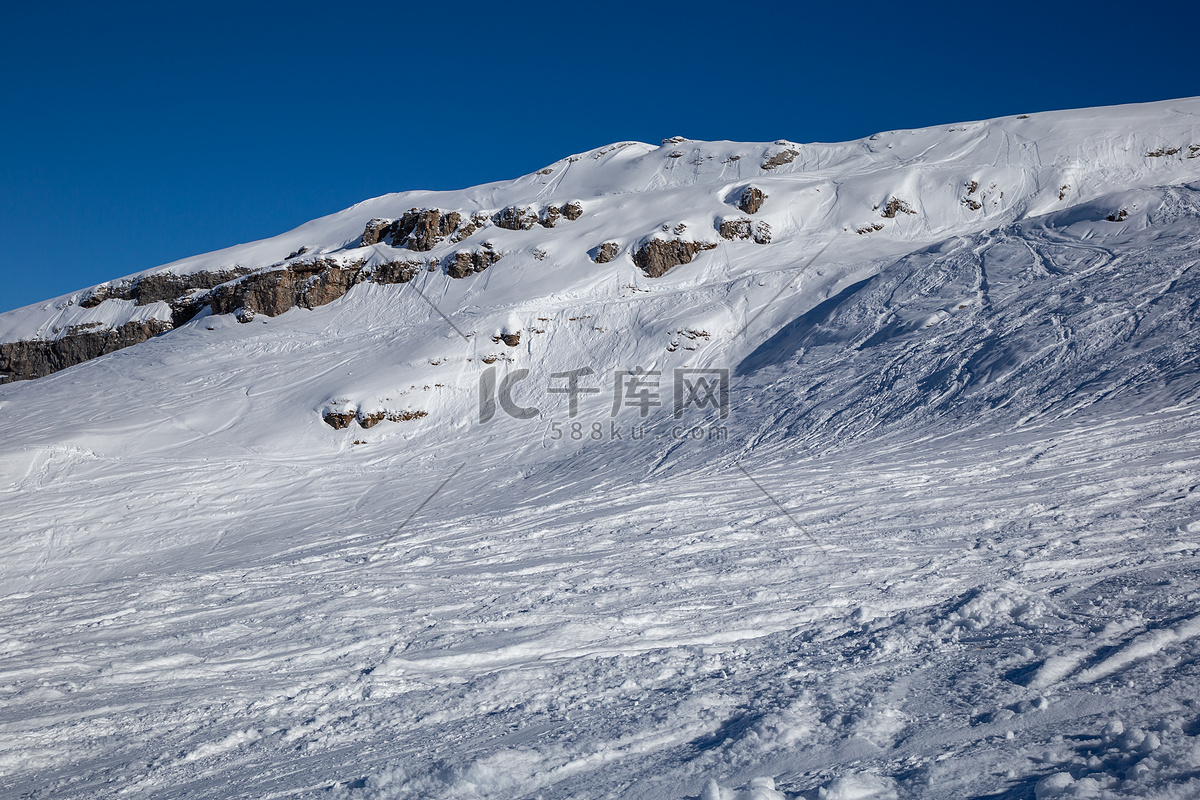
[3,97,1198,384]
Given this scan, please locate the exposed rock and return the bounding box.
[447,247,502,279]
[538,205,562,228]
[207,257,425,320]
[592,242,620,263]
[322,410,356,430]
[632,238,718,278]
[493,332,521,347]
[364,208,462,251]
[736,186,767,214]
[415,209,461,251]
[761,148,799,170]
[451,212,490,243]
[754,221,772,244]
[718,218,771,244]
[134,269,258,306]
[856,222,885,234]
[402,208,461,251]
[79,267,259,311]
[209,259,366,318]
[361,218,394,246]
[0,319,173,384]
[719,218,753,240]
[79,282,133,308]
[286,246,309,259]
[1107,209,1129,222]
[561,201,583,220]
[341,409,429,429]
[880,197,916,218]
[368,260,422,284]
[6,253,434,384]
[357,411,386,429]
[493,205,539,231]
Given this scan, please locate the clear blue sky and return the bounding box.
[1,0,1195,313]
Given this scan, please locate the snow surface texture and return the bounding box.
[4,98,1200,798]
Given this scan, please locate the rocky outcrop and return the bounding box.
[361,218,394,246]
[497,202,583,230]
[736,186,767,214]
[718,218,771,244]
[447,247,502,279]
[358,208,462,251]
[880,197,916,218]
[0,255,437,385]
[494,205,540,231]
[322,410,357,429]
[208,258,427,319]
[450,212,491,243]
[761,148,799,170]
[80,267,259,311]
[493,331,521,347]
[368,260,423,284]
[406,209,461,251]
[0,319,173,384]
[592,242,620,263]
[323,408,428,430]
[632,238,718,278]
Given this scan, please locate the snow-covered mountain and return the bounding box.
[4,98,1200,799]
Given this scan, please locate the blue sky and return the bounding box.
[1,0,1195,313]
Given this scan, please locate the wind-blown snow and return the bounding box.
[4,98,1200,799]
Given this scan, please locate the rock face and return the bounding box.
[0,319,173,384]
[718,218,771,244]
[736,186,767,214]
[494,206,539,231]
[358,208,463,251]
[880,197,917,218]
[497,202,582,230]
[447,248,502,279]
[361,218,394,246]
[208,258,424,319]
[405,209,461,251]
[592,242,620,263]
[0,258,430,383]
[632,239,718,278]
[493,331,521,347]
[323,408,429,430]
[450,212,491,243]
[81,267,259,320]
[761,148,799,170]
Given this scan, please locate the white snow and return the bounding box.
[3,97,1200,798]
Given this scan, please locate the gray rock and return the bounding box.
[632,238,717,278]
[0,319,174,384]
[592,242,620,263]
[493,206,539,231]
[737,186,767,214]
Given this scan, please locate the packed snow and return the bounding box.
[3,98,1200,798]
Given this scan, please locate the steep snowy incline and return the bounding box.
[2,97,1199,380]
[4,99,1200,799]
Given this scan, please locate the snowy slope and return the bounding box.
[3,98,1200,799]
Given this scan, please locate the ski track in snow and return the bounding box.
[4,99,1200,798]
